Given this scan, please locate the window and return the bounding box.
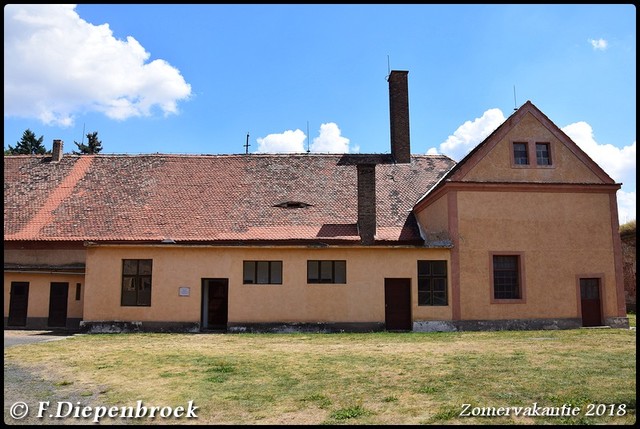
[536,142,552,165]
[513,142,529,165]
[75,283,81,301]
[243,261,283,284]
[418,260,448,306]
[307,260,346,284]
[492,255,521,300]
[121,259,152,306]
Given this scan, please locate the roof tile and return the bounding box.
[4,153,455,244]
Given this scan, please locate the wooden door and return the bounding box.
[48,282,69,328]
[8,282,29,326]
[202,279,228,330]
[385,278,412,331]
[580,278,602,327]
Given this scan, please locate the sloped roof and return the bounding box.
[4,153,455,245]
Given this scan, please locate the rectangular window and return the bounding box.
[121,259,152,306]
[418,260,448,306]
[307,260,346,284]
[513,142,529,165]
[75,283,81,301]
[493,255,521,300]
[536,142,552,165]
[243,261,283,284]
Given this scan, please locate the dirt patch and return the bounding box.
[3,363,126,425]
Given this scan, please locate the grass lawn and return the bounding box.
[4,327,636,425]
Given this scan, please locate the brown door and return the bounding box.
[8,282,30,326]
[385,278,412,331]
[580,278,602,327]
[48,282,69,327]
[202,279,228,330]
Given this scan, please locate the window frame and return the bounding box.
[417,260,448,306]
[121,259,152,307]
[510,140,555,169]
[489,252,526,304]
[307,260,347,284]
[512,142,530,166]
[243,260,283,285]
[535,142,552,166]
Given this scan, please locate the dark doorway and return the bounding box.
[384,278,412,331]
[48,282,69,328]
[201,279,229,331]
[580,278,602,327]
[8,282,30,326]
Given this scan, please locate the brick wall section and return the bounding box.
[357,163,376,244]
[621,230,636,312]
[389,70,411,164]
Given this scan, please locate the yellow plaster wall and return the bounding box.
[456,191,618,320]
[463,112,605,184]
[83,246,452,323]
[415,193,449,234]
[4,272,84,319]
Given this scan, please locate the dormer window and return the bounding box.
[274,201,312,209]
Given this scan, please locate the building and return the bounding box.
[4,71,629,332]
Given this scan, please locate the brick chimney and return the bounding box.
[388,70,411,163]
[357,163,376,245]
[52,139,63,162]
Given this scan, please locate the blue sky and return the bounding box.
[4,4,636,222]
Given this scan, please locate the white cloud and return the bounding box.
[562,122,636,188]
[311,122,355,153]
[563,122,636,224]
[256,129,306,153]
[617,190,636,225]
[589,38,608,51]
[427,108,505,160]
[3,4,191,126]
[255,122,357,154]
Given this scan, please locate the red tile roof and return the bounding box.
[4,153,455,245]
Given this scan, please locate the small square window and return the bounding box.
[513,142,529,165]
[536,143,551,165]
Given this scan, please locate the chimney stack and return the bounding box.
[357,163,376,245]
[52,139,63,162]
[388,70,411,163]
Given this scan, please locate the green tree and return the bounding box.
[7,129,46,154]
[74,131,103,154]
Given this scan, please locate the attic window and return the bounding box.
[274,201,313,209]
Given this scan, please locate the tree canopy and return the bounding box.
[74,131,103,154]
[7,129,47,155]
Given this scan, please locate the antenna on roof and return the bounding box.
[386,55,391,81]
[306,121,310,153]
[81,122,85,145]
[244,132,250,154]
[513,85,518,111]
